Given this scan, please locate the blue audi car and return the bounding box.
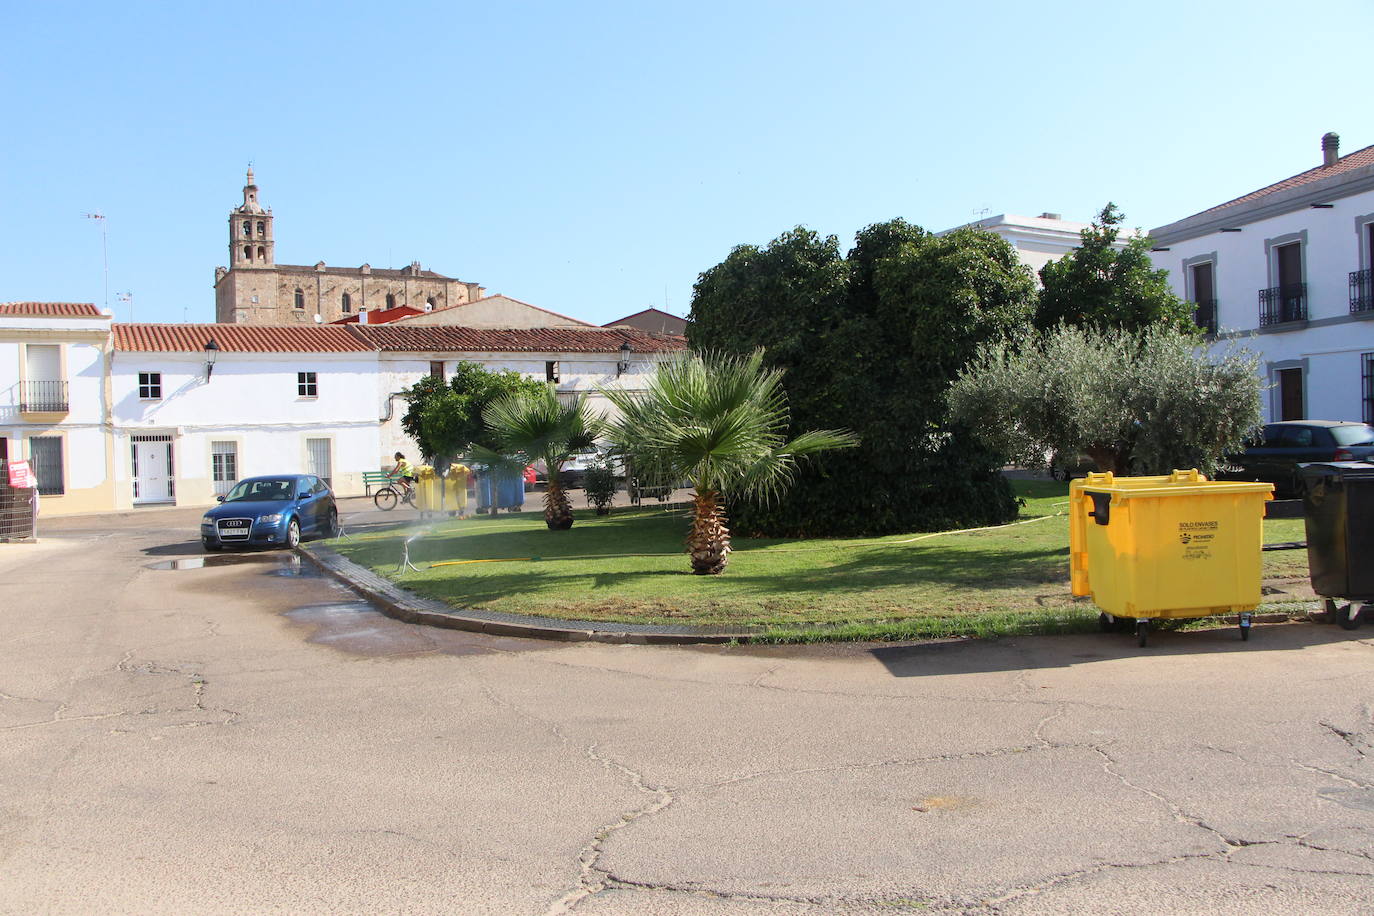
[201,474,338,551]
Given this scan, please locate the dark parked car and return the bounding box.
[1220,421,1374,497]
[200,474,337,551]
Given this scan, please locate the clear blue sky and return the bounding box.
[4,1,1371,326]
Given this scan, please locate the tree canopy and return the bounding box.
[399,361,546,464]
[1035,203,1195,331]
[947,323,1262,476]
[604,350,855,572]
[688,219,1037,537]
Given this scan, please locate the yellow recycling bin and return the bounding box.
[414,464,469,515]
[1069,469,1274,645]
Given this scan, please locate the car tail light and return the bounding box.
[1334,448,1355,461]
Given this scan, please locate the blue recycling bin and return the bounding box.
[476,470,526,513]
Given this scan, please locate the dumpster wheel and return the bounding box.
[1098,613,1114,633]
[1136,619,1150,648]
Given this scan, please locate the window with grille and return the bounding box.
[29,436,64,495]
[138,372,162,399]
[294,289,305,310]
[1364,353,1374,425]
[211,441,238,497]
[298,371,318,397]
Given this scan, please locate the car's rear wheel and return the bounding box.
[285,518,301,550]
[324,508,339,538]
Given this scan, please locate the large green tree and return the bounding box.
[689,220,1037,537]
[605,351,856,574]
[1035,203,1195,331]
[948,323,1261,476]
[399,361,545,464]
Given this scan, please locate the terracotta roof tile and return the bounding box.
[348,325,689,354]
[114,324,373,353]
[0,302,103,317]
[1193,143,1374,217]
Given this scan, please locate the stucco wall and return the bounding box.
[1150,186,1374,422]
[400,295,593,329]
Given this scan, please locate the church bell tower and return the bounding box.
[230,167,274,268]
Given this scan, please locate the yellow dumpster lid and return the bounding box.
[1077,469,1274,499]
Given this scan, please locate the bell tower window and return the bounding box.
[243,246,252,262]
[258,246,266,260]
[242,220,251,238]
[257,220,265,237]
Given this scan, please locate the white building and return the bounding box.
[112,325,381,504]
[104,323,685,513]
[1,302,117,514]
[1150,133,1374,423]
[942,212,1136,276]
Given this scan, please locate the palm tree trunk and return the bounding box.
[687,489,731,574]
[543,476,574,530]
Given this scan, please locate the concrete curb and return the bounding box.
[297,544,763,645]
[297,547,1325,647]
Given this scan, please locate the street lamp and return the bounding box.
[204,338,220,380]
[84,212,107,313]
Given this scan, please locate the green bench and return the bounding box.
[362,471,395,496]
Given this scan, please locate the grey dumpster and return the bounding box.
[1300,461,1374,628]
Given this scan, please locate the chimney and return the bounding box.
[358,308,368,324]
[1322,132,1340,167]
[1038,212,1062,221]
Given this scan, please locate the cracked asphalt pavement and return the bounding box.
[1,502,1372,914]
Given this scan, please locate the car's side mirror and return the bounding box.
[216,495,225,503]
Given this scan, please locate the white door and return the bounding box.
[133,441,174,503]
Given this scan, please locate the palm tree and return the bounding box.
[482,385,603,530]
[605,351,857,574]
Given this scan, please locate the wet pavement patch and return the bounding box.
[147,553,319,577]
[283,600,554,658]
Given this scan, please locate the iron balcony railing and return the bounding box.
[1192,298,1218,335]
[1258,283,1307,326]
[18,380,68,412]
[1351,269,1374,315]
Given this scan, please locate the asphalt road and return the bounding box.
[1,501,1371,914]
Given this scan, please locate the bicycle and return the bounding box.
[373,477,418,511]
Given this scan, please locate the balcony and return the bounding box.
[1350,269,1374,315]
[1191,298,1217,335]
[18,380,69,413]
[1258,283,1307,327]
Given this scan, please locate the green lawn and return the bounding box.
[329,480,1312,640]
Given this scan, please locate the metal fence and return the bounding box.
[0,460,38,541]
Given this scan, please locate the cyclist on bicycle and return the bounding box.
[389,452,417,501]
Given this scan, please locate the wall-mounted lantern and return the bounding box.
[617,342,632,377]
[204,338,220,379]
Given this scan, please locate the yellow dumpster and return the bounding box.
[1069,469,1274,646]
[414,465,469,515]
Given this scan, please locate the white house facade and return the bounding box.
[941,212,1136,277]
[112,325,381,506]
[1150,133,1374,424]
[1,302,117,515]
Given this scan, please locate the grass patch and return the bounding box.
[329,479,1311,639]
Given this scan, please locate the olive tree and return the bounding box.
[948,324,1261,476]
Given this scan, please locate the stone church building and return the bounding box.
[213,170,486,325]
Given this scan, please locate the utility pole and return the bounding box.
[84,212,108,312]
